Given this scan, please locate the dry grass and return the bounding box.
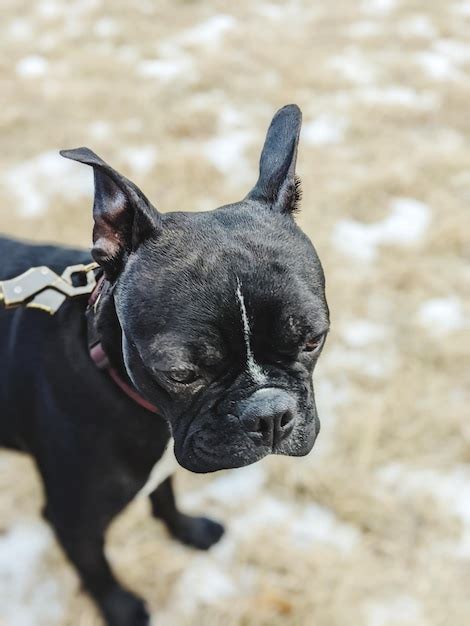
[1,1,469,625]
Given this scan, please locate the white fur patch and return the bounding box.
[235,279,266,384]
[138,438,179,497]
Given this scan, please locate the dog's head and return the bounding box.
[62,104,329,473]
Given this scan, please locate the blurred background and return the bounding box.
[1,1,469,625]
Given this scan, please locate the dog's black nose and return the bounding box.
[239,388,296,446]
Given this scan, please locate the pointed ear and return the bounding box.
[60,147,160,278]
[247,104,302,214]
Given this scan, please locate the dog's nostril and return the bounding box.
[258,417,271,436]
[280,410,294,428]
[246,412,294,443]
[249,418,260,433]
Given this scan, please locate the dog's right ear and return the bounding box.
[60,147,160,279]
[246,104,302,214]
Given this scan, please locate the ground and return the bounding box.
[0,1,469,625]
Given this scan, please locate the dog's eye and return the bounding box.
[166,369,199,385]
[303,334,325,353]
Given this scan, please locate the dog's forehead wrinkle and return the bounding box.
[196,342,223,363]
[148,332,192,361]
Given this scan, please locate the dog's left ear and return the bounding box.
[247,104,302,214]
[61,147,160,279]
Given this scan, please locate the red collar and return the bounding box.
[87,275,159,414]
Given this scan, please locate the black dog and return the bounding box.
[0,105,329,626]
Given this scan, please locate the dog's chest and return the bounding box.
[138,438,179,497]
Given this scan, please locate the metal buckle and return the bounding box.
[0,262,99,315]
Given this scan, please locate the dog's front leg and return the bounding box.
[149,475,224,550]
[45,506,150,626]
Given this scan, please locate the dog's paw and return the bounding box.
[171,514,225,550]
[101,587,150,626]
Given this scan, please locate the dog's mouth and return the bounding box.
[173,423,268,473]
[173,416,319,474]
[185,439,269,473]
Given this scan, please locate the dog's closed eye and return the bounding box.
[303,333,327,353]
[165,368,200,385]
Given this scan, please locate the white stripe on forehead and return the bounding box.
[235,277,267,384]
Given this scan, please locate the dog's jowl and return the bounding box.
[0,105,329,626]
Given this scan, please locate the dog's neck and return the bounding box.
[92,282,128,378]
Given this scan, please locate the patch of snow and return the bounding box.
[0,522,64,626]
[16,55,49,78]
[399,15,437,38]
[340,320,388,348]
[416,297,465,335]
[378,463,470,556]
[256,3,286,20]
[38,33,60,51]
[181,490,361,606]
[366,594,423,626]
[178,15,236,48]
[255,2,306,20]
[382,197,431,243]
[68,0,100,15]
[4,151,93,217]
[327,344,398,379]
[157,556,236,625]
[452,1,470,17]
[93,17,120,38]
[332,197,431,262]
[63,19,84,39]
[37,1,62,19]
[8,19,33,40]
[415,51,461,81]
[201,104,255,181]
[203,130,252,176]
[333,220,375,261]
[117,45,139,63]
[358,86,439,110]
[189,465,266,508]
[123,145,158,175]
[434,39,470,64]
[312,376,351,456]
[329,49,377,85]
[303,114,348,146]
[37,0,99,20]
[232,496,293,536]
[150,14,236,89]
[218,106,246,128]
[361,0,397,16]
[201,497,292,566]
[88,120,112,140]
[227,494,361,554]
[137,57,194,81]
[291,503,360,553]
[332,220,376,262]
[348,21,383,38]
[124,117,143,133]
[315,377,351,418]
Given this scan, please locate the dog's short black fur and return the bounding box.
[0,105,329,626]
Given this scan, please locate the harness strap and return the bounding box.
[86,275,159,414]
[89,342,159,413]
